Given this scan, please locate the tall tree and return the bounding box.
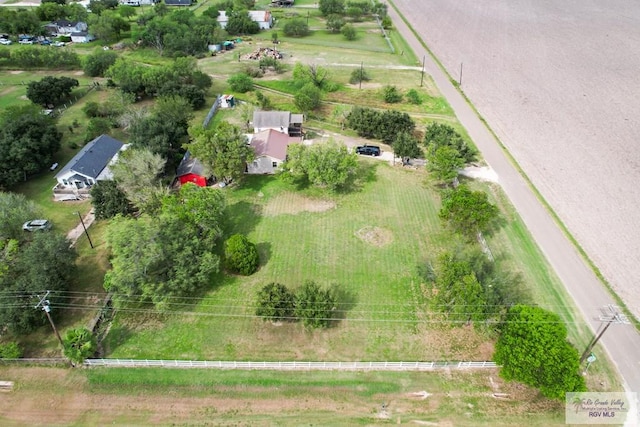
[63,327,96,365]
[83,49,119,77]
[128,96,193,166]
[393,131,422,165]
[424,122,477,163]
[256,283,295,321]
[225,10,260,35]
[294,281,336,328]
[0,105,61,188]
[439,185,499,239]
[87,10,130,42]
[0,192,40,242]
[26,76,79,107]
[281,140,357,191]
[319,0,345,16]
[426,145,465,183]
[110,147,167,213]
[430,252,487,323]
[294,82,322,113]
[0,233,76,334]
[186,123,254,184]
[105,185,225,308]
[494,305,586,399]
[90,180,134,219]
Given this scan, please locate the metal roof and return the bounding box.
[55,134,124,180]
[252,111,292,129]
[177,151,207,177]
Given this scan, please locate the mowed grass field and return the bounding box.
[103,159,585,367]
[0,366,566,426]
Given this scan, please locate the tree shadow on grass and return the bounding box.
[256,241,272,270]
[100,323,132,357]
[330,285,357,326]
[223,200,263,236]
[337,160,379,194]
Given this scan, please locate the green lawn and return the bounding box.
[100,163,538,364]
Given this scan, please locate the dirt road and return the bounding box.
[386,0,640,400]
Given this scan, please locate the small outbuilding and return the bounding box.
[70,31,95,43]
[220,95,236,108]
[165,0,192,6]
[177,151,209,187]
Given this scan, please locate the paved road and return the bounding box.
[386,0,640,399]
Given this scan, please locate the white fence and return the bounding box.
[84,359,498,371]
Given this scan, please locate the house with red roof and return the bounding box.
[247,129,301,174]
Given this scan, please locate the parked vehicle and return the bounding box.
[22,219,52,232]
[0,38,11,45]
[39,39,51,46]
[355,145,381,156]
[18,39,34,45]
[52,41,65,47]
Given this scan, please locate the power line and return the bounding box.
[0,289,608,310]
[34,291,64,348]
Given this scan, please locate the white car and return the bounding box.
[53,41,65,47]
[0,39,11,45]
[18,39,34,45]
[22,219,52,232]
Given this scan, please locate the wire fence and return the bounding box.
[83,359,498,370]
[202,95,222,128]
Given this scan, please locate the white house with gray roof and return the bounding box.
[252,111,303,136]
[53,134,126,198]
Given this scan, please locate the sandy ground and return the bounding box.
[392,0,640,319]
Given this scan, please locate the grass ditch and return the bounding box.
[0,366,567,426]
[387,0,640,333]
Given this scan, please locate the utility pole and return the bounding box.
[76,211,94,249]
[459,62,463,86]
[580,305,629,364]
[35,291,64,348]
[420,55,425,87]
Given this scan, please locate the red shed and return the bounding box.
[177,151,208,187]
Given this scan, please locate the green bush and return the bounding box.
[382,85,402,103]
[349,67,370,85]
[9,47,80,69]
[256,283,295,321]
[406,89,422,105]
[0,342,22,359]
[283,19,310,37]
[294,281,336,328]
[224,234,259,275]
[227,73,254,93]
[83,49,119,77]
[341,23,357,40]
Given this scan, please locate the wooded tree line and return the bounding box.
[0,193,77,335]
[0,47,81,69]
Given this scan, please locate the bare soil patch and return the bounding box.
[355,226,393,247]
[263,192,336,216]
[9,70,23,74]
[349,82,383,89]
[0,86,17,96]
[0,367,563,425]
